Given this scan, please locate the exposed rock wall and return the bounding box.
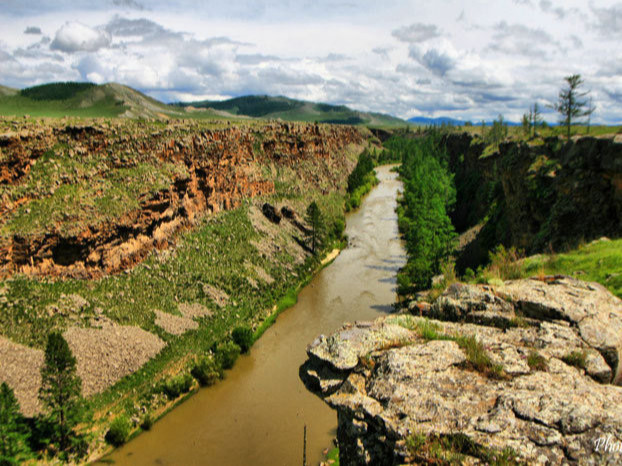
[445,134,622,270]
[301,277,622,465]
[0,121,363,278]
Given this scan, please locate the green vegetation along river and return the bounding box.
[104,165,405,465]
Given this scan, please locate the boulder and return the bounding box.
[261,202,282,224]
[301,277,622,465]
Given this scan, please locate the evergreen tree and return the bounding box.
[531,102,543,138]
[553,74,593,140]
[521,113,531,138]
[38,332,84,453]
[305,201,325,254]
[0,382,30,464]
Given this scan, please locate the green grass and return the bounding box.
[324,447,340,465]
[521,238,622,298]
[562,350,587,370]
[527,350,548,371]
[0,93,125,118]
[406,432,520,465]
[388,316,505,379]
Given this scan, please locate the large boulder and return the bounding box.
[301,277,622,465]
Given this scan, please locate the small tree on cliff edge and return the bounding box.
[305,201,325,254]
[39,332,84,453]
[553,74,593,140]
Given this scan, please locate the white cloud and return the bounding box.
[51,22,111,53]
[0,1,620,123]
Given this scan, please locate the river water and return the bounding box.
[105,165,405,466]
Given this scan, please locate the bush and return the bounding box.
[191,356,222,387]
[215,341,241,370]
[105,416,131,447]
[488,245,524,280]
[140,415,154,431]
[232,326,254,353]
[331,217,345,240]
[161,374,193,400]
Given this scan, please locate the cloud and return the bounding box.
[51,22,111,53]
[591,3,622,39]
[24,26,42,35]
[489,21,555,57]
[111,0,145,9]
[409,41,458,77]
[105,17,166,37]
[392,23,441,43]
[538,0,575,19]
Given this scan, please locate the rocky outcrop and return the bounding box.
[0,120,363,278]
[301,277,622,465]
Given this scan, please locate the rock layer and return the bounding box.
[301,277,622,465]
[0,120,363,278]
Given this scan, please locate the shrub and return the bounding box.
[332,217,345,240]
[140,415,153,431]
[191,356,222,387]
[215,341,241,370]
[161,374,193,400]
[488,245,524,280]
[105,416,131,447]
[232,326,254,353]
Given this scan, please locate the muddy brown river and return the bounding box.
[105,165,405,465]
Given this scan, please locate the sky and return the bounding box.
[0,0,621,123]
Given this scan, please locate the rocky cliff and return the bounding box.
[0,119,363,278]
[445,134,622,270]
[301,276,622,465]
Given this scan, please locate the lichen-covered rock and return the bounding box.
[301,277,622,465]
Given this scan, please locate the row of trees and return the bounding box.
[387,133,457,293]
[1,333,85,464]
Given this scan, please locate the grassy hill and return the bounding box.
[0,82,195,119]
[176,95,409,128]
[0,82,409,127]
[0,85,17,97]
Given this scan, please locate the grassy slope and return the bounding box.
[0,116,364,458]
[0,83,190,119]
[521,238,622,298]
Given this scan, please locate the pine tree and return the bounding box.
[553,74,593,140]
[38,332,84,453]
[305,201,324,254]
[0,382,30,463]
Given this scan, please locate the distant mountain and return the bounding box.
[0,82,192,119]
[409,115,522,126]
[408,116,467,126]
[176,95,409,128]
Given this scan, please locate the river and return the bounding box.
[105,164,406,466]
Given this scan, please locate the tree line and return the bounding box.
[386,133,457,294]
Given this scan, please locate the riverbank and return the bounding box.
[0,117,371,463]
[102,164,405,465]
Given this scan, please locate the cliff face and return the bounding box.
[301,277,622,465]
[0,120,363,278]
[446,134,622,270]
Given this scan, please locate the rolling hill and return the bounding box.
[176,95,409,128]
[0,82,193,119]
[0,82,409,127]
